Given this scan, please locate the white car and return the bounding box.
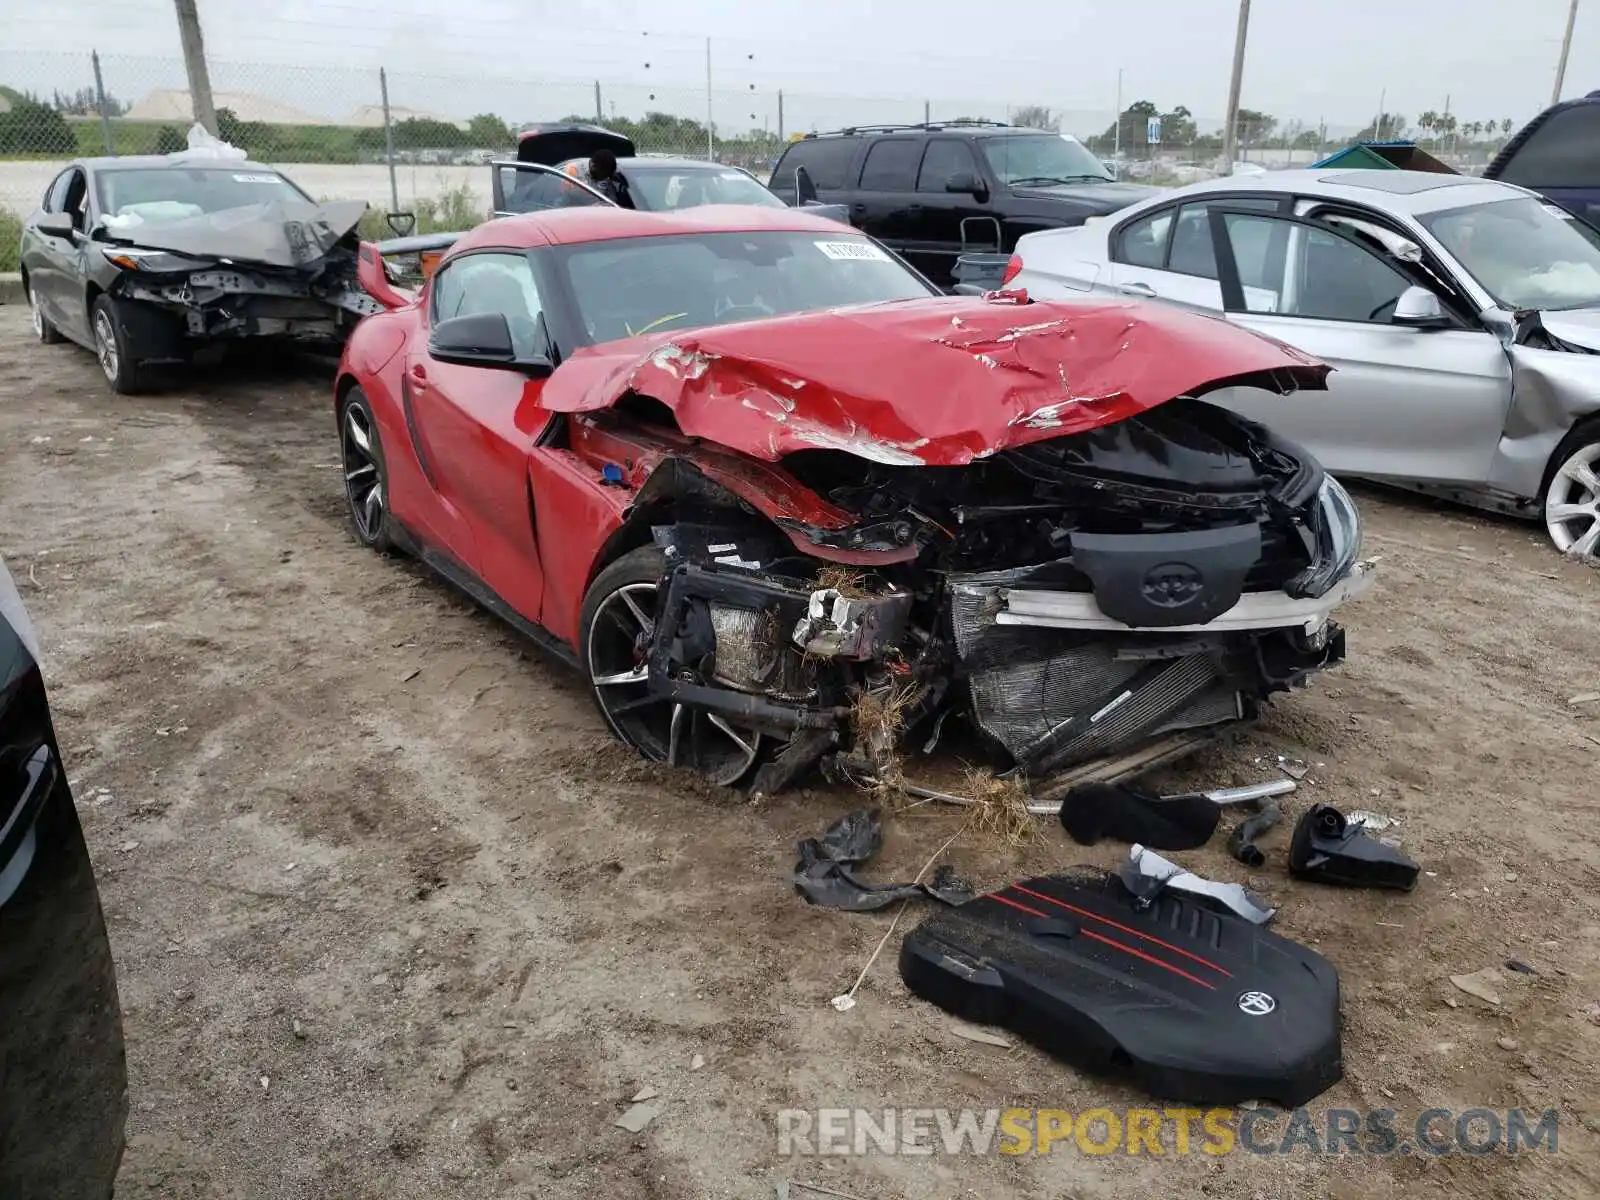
[1005,169,1600,560]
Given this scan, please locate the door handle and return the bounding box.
[851,203,867,214]
[1117,282,1157,298]
[409,363,429,388]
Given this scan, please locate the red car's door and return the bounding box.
[410,251,554,622]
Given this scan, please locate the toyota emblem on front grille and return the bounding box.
[1141,562,1204,608]
[1237,991,1277,1016]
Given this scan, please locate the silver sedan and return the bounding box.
[1007,169,1600,560]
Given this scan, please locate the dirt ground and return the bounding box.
[2,303,1598,1200]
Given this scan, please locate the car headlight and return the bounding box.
[1287,476,1362,599]
[101,247,205,273]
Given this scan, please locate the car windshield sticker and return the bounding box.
[231,173,282,184]
[815,240,890,263]
[1543,202,1577,222]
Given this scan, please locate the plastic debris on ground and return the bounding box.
[614,1102,663,1133]
[1120,845,1277,925]
[1057,782,1221,850]
[1344,809,1400,832]
[792,807,973,911]
[1288,804,1420,890]
[1450,968,1505,1006]
[1228,801,1282,868]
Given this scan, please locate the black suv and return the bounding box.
[768,121,1158,289]
[1485,92,1600,228]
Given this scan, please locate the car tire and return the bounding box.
[89,295,154,394]
[579,545,765,787]
[1542,420,1600,561]
[25,281,65,345]
[338,388,397,553]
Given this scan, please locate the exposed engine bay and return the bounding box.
[573,395,1370,800]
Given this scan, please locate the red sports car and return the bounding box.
[337,205,1371,802]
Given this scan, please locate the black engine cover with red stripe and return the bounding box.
[899,872,1342,1106]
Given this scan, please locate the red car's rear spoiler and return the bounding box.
[357,241,414,311]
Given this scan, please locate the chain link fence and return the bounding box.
[2,48,1519,254]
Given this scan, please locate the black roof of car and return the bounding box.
[795,120,1033,140]
[1485,91,1600,180]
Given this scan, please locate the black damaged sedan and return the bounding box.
[19,156,381,393]
[0,558,127,1197]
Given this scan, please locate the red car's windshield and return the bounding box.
[553,230,935,344]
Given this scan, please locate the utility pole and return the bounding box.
[1114,67,1123,160]
[1221,0,1251,172]
[1554,0,1580,104]
[91,50,115,154]
[777,89,784,140]
[705,37,714,160]
[594,80,602,123]
[379,68,398,213]
[924,99,931,125]
[173,0,217,135]
[1373,87,1385,139]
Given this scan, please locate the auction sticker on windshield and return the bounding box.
[815,240,891,262]
[232,174,281,184]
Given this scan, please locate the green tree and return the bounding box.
[1011,105,1059,131]
[1235,108,1276,147]
[154,125,185,154]
[1160,104,1196,146]
[466,112,513,147]
[1091,100,1159,153]
[1354,112,1406,141]
[0,95,76,154]
[389,117,472,149]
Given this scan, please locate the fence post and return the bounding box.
[92,50,115,155]
[704,37,715,160]
[173,0,217,135]
[380,67,399,214]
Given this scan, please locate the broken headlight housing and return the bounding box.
[100,246,206,273]
[1287,476,1361,599]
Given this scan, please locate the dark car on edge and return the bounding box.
[0,557,128,1198]
[766,120,1158,289]
[1485,91,1600,230]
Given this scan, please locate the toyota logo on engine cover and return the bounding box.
[1237,991,1277,1016]
[1141,562,1204,608]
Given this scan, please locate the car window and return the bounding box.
[1169,205,1220,278]
[858,140,922,191]
[1422,195,1600,309]
[770,139,857,193]
[917,140,979,192]
[60,169,90,231]
[554,230,934,346]
[498,166,605,214]
[1222,213,1410,321]
[1116,210,1174,269]
[1158,198,1283,279]
[1496,105,1600,189]
[93,167,306,223]
[44,169,75,213]
[623,167,787,211]
[980,133,1112,186]
[431,252,546,358]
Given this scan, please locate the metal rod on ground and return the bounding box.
[705,37,714,160]
[1220,0,1251,172]
[173,0,217,136]
[91,50,115,155]
[379,68,398,215]
[1554,0,1581,104]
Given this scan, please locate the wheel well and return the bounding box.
[84,280,104,321]
[334,373,361,408]
[1542,412,1600,495]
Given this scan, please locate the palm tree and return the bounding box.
[1501,117,1515,140]
[1417,110,1438,143]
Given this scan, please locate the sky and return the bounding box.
[2,0,1595,137]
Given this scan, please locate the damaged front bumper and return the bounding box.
[118,262,382,343]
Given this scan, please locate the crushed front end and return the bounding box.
[578,394,1370,800]
[97,199,381,351]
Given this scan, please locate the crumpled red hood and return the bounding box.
[541,295,1328,466]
